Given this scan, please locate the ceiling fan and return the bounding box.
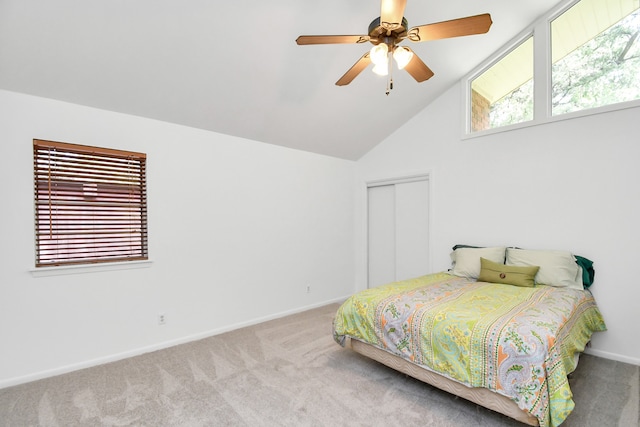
[296,0,492,92]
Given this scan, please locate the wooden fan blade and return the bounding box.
[336,52,372,86]
[407,13,492,42]
[380,0,407,30]
[403,49,434,82]
[296,35,370,45]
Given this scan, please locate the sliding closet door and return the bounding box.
[367,185,396,288]
[395,179,430,280]
[367,176,430,288]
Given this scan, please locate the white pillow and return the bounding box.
[451,247,506,279]
[505,248,583,290]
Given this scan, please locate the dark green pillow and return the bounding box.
[575,255,595,288]
[478,258,540,287]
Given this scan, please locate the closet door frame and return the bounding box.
[365,172,432,289]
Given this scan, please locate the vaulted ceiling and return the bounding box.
[0,0,563,160]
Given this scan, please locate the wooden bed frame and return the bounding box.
[348,338,539,426]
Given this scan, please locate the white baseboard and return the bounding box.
[0,296,350,390]
[585,348,640,366]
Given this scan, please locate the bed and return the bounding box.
[333,246,606,427]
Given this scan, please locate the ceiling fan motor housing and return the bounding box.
[368,17,409,46]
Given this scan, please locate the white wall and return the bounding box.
[355,84,640,365]
[0,90,356,387]
[2,80,637,388]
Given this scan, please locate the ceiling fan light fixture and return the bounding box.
[393,46,413,70]
[370,43,389,65]
[372,62,389,76]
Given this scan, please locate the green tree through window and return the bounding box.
[552,8,640,115]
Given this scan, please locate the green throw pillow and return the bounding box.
[478,257,540,287]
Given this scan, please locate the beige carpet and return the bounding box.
[0,303,638,426]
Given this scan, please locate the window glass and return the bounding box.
[470,37,534,132]
[551,0,640,115]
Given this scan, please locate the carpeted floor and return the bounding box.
[0,303,638,426]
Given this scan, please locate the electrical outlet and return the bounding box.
[306,284,311,293]
[158,313,166,325]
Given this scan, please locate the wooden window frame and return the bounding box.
[33,139,148,267]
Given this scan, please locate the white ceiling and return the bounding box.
[0,0,564,160]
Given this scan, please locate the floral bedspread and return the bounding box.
[333,272,607,427]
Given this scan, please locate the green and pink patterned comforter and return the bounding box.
[333,272,606,427]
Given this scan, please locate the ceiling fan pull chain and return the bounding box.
[386,51,393,95]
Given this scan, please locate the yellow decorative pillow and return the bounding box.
[478,258,540,287]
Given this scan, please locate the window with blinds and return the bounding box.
[33,139,148,267]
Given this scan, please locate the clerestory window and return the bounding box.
[551,0,640,115]
[471,36,534,132]
[467,0,639,135]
